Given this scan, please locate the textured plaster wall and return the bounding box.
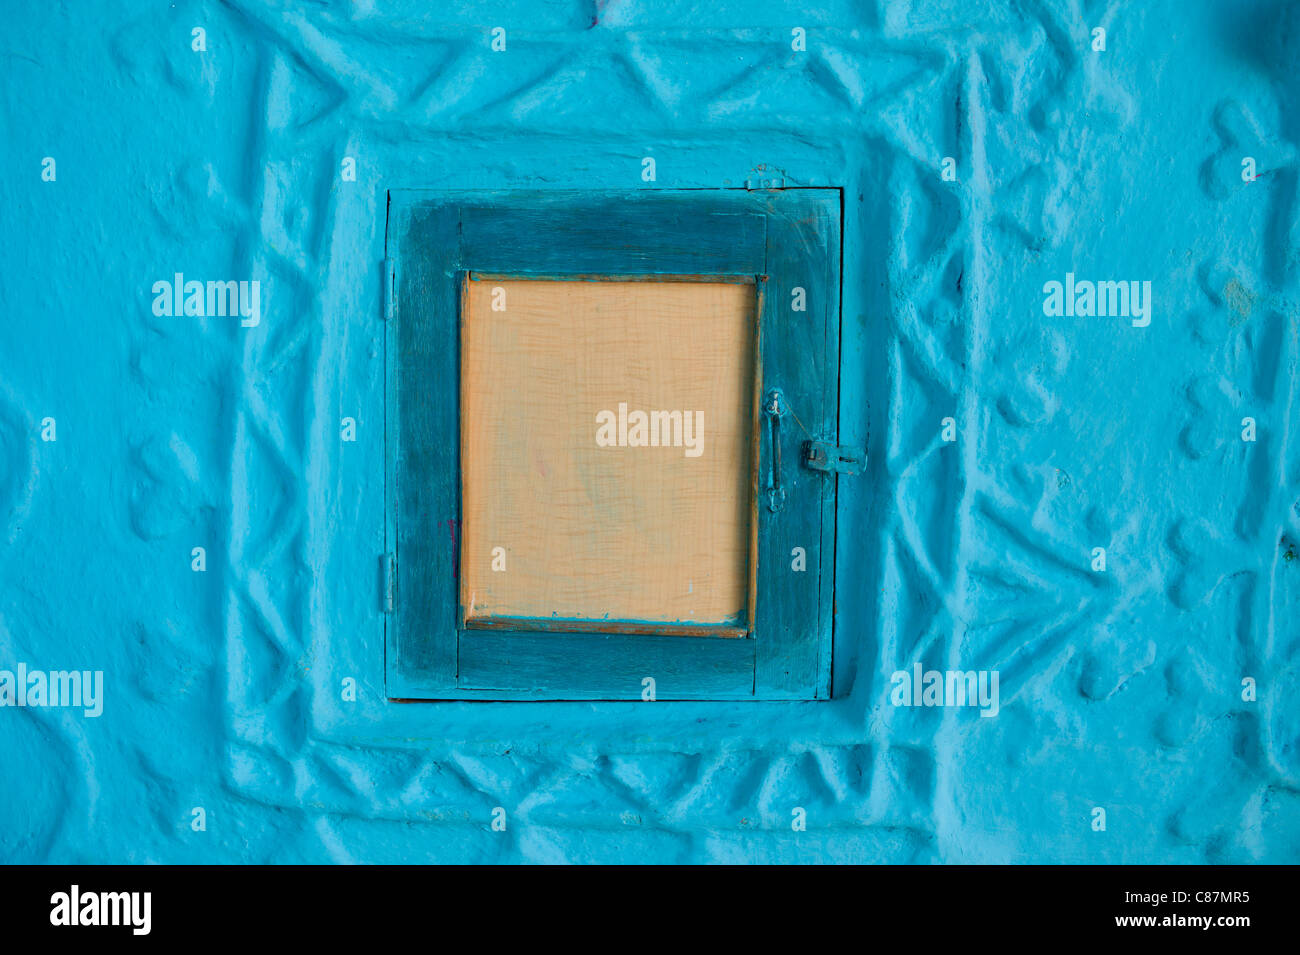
[1,0,1298,864]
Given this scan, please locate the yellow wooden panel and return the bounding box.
[460,277,757,632]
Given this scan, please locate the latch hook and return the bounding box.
[803,440,865,475]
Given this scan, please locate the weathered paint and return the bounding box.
[388,189,838,700]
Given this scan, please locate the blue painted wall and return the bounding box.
[2,0,1297,864]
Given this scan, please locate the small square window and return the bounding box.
[460,276,757,635]
[384,189,845,700]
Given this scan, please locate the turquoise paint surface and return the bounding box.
[1,1,1298,863]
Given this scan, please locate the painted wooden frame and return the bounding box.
[384,189,842,700]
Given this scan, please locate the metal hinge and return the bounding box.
[382,258,396,321]
[381,553,395,613]
[803,440,865,475]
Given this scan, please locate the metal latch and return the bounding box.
[803,440,865,475]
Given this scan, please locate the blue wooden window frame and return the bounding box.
[384,188,842,701]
